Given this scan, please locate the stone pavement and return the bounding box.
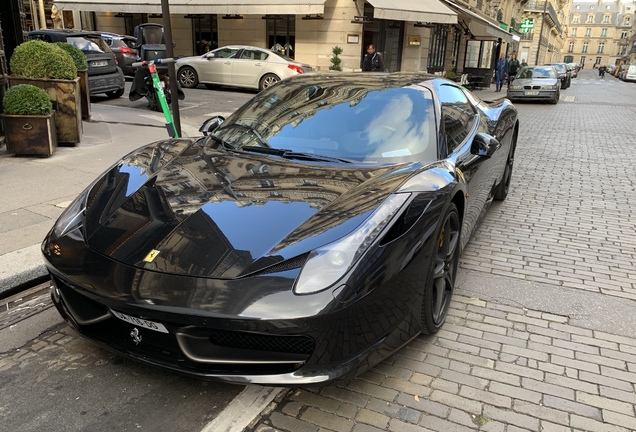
[2,69,635,432]
[249,295,636,432]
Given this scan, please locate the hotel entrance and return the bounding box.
[361,3,404,72]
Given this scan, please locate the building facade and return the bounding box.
[51,0,528,77]
[516,0,570,66]
[567,0,634,69]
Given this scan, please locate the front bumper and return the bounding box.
[43,229,425,385]
[88,68,125,95]
[507,89,557,101]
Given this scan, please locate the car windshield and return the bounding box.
[68,36,111,54]
[517,67,557,79]
[549,64,566,73]
[208,80,438,165]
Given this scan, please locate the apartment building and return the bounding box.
[567,0,634,68]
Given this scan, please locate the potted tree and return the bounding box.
[8,40,82,145]
[54,42,91,121]
[1,84,57,156]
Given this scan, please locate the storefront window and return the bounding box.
[464,40,494,68]
[266,15,295,58]
[191,15,218,55]
[428,24,449,73]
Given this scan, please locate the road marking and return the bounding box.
[200,386,285,432]
[564,95,575,102]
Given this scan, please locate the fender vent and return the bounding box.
[250,253,310,276]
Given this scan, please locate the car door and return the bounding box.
[231,48,269,88]
[437,84,498,247]
[199,47,240,84]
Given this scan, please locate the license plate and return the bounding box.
[111,309,169,333]
[91,60,108,67]
[524,91,539,96]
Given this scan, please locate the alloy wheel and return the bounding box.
[178,68,197,88]
[431,210,460,325]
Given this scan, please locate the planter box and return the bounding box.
[8,76,82,145]
[77,70,91,121]
[2,111,58,157]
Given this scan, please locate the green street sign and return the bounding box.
[520,18,534,33]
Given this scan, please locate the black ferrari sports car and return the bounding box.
[43,72,518,385]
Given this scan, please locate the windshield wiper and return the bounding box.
[205,134,240,152]
[240,146,354,164]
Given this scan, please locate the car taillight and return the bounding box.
[121,47,135,55]
[113,54,118,65]
[287,64,304,74]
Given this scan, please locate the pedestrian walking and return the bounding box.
[362,45,386,72]
[494,53,507,92]
[521,59,528,68]
[507,53,520,88]
[599,65,606,78]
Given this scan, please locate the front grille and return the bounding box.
[208,330,315,355]
[523,85,541,90]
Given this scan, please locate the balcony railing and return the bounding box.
[524,1,562,34]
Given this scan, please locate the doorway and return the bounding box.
[362,3,404,72]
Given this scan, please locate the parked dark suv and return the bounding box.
[29,29,126,98]
[101,32,138,77]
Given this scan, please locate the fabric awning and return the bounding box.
[53,0,326,14]
[368,0,457,25]
[441,0,513,43]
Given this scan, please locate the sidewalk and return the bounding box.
[0,103,200,296]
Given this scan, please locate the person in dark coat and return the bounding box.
[494,53,508,92]
[507,54,521,88]
[362,45,386,72]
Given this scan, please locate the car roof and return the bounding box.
[29,29,105,38]
[277,72,447,90]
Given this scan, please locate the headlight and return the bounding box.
[294,193,411,295]
[52,188,90,238]
[542,85,558,90]
[509,85,523,90]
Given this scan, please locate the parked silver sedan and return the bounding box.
[506,66,560,104]
[176,45,314,91]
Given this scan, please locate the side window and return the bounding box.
[239,49,269,61]
[214,48,240,58]
[438,85,476,153]
[31,34,53,42]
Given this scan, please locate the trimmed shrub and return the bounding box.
[329,46,343,71]
[3,84,53,116]
[10,40,77,80]
[54,42,88,71]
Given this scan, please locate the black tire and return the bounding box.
[550,91,559,105]
[106,88,125,99]
[421,203,461,335]
[178,67,198,88]
[494,131,517,200]
[259,73,280,91]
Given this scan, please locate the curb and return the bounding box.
[0,244,47,297]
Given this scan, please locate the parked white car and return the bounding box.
[176,45,314,91]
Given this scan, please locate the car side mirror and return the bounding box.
[200,116,225,136]
[204,52,215,59]
[471,133,500,158]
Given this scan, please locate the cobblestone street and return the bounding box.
[1,71,635,432]
[246,72,636,431]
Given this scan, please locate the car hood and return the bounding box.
[81,138,417,279]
